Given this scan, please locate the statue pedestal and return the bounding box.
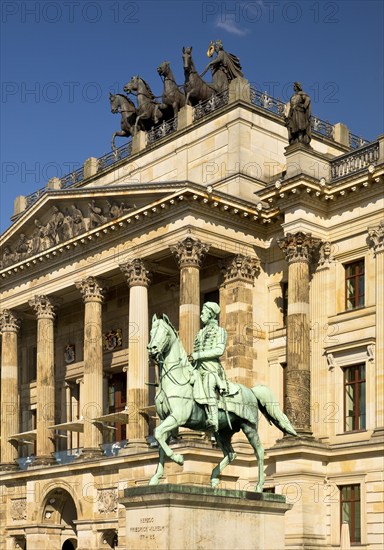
[119,484,291,550]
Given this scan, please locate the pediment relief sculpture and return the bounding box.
[0,199,135,269]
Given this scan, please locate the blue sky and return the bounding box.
[1,0,383,232]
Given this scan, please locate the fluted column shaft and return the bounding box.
[121,259,151,446]
[0,310,20,469]
[76,277,104,457]
[278,232,320,436]
[170,236,209,354]
[29,296,56,464]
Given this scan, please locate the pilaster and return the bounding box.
[75,277,104,458]
[170,235,209,354]
[219,254,260,387]
[120,259,151,447]
[278,232,321,436]
[0,309,20,470]
[368,221,384,431]
[28,295,57,465]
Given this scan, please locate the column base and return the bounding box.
[76,447,104,461]
[0,461,20,472]
[124,439,149,453]
[31,455,56,466]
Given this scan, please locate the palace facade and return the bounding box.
[0,78,383,550]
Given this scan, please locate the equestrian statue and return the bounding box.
[124,75,164,132]
[109,92,137,150]
[157,60,185,119]
[147,302,297,492]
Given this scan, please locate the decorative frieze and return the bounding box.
[170,235,210,268]
[368,220,384,255]
[120,258,152,287]
[278,232,321,264]
[28,295,56,320]
[11,498,27,521]
[97,488,118,514]
[0,309,20,333]
[76,276,104,303]
[220,254,260,285]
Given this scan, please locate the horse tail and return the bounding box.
[251,385,297,436]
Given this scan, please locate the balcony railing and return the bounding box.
[146,117,178,144]
[330,141,379,180]
[250,88,368,149]
[193,89,229,121]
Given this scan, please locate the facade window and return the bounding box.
[345,260,364,310]
[339,484,361,544]
[108,373,127,442]
[281,282,288,325]
[344,364,366,432]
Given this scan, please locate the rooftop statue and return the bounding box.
[285,82,312,146]
[109,92,137,150]
[182,46,217,106]
[147,304,297,492]
[124,75,163,132]
[157,60,185,119]
[201,40,243,93]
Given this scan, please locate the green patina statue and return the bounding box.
[147,304,297,491]
[188,302,228,431]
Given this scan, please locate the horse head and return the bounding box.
[157,61,170,77]
[182,47,193,72]
[124,76,139,94]
[147,313,176,360]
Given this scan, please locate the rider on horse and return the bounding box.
[188,302,228,431]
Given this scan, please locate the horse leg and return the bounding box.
[241,421,265,492]
[149,446,166,486]
[154,415,184,466]
[210,431,237,489]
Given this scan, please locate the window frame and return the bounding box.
[339,483,361,544]
[344,259,365,311]
[343,364,366,432]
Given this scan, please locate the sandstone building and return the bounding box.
[0,78,383,549]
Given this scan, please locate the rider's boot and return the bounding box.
[206,405,219,432]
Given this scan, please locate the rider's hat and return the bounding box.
[203,302,221,316]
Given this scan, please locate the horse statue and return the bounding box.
[147,314,297,492]
[182,46,216,106]
[124,75,163,132]
[109,93,137,150]
[157,60,185,119]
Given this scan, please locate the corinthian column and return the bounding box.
[278,232,320,436]
[368,220,384,432]
[170,236,210,354]
[0,309,20,470]
[29,295,56,464]
[76,277,104,458]
[120,259,151,447]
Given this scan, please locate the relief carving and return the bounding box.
[97,488,118,514]
[11,498,27,521]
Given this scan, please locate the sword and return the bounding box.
[221,392,233,430]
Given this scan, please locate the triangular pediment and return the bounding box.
[0,181,269,274]
[0,183,188,270]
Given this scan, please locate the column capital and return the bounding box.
[120,258,152,287]
[170,235,210,268]
[28,295,56,320]
[278,232,321,264]
[220,254,260,285]
[76,276,104,303]
[0,309,20,333]
[368,220,384,256]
